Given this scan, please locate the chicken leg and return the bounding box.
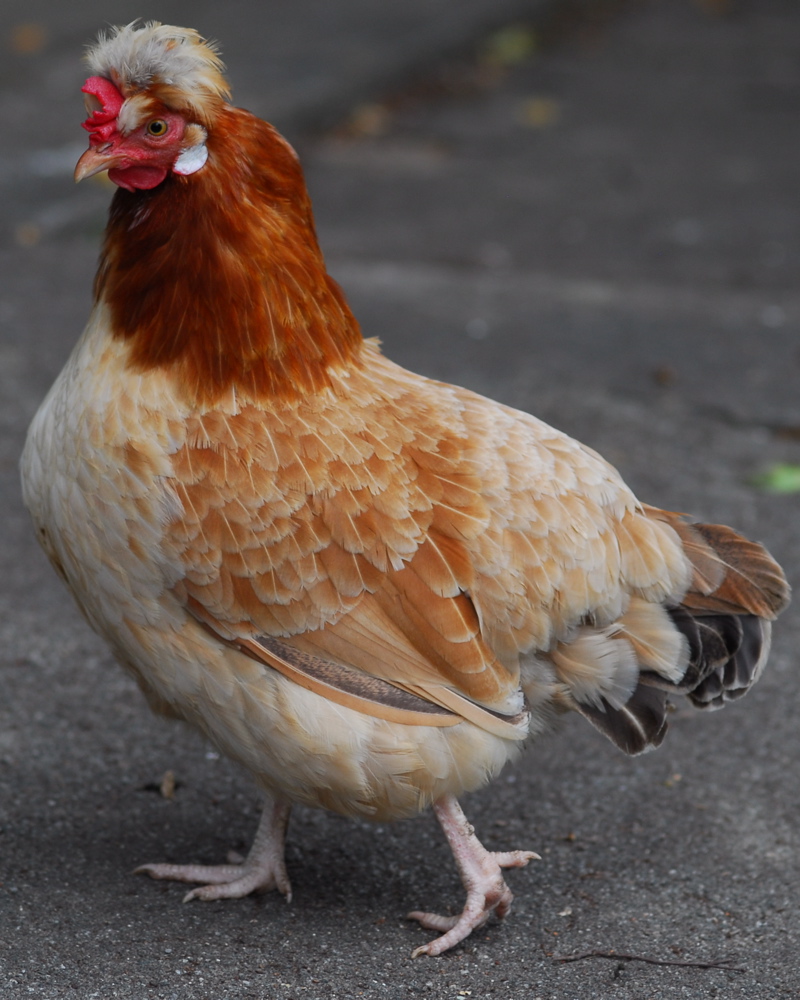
[135,797,293,902]
[408,794,539,957]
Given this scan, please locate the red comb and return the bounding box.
[81,76,125,145]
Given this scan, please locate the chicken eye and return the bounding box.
[147,119,169,137]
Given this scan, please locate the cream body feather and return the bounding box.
[21,305,696,820]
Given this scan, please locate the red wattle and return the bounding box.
[108,165,169,191]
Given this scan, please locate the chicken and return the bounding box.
[20,22,789,958]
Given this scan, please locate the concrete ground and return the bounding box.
[1,1,799,997]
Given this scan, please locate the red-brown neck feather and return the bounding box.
[95,105,363,405]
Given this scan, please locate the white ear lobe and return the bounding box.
[173,143,208,176]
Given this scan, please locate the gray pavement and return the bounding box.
[2,1,800,998]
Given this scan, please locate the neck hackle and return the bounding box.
[95,106,363,407]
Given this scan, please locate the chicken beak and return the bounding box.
[74,144,126,183]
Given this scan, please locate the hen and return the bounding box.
[21,23,789,957]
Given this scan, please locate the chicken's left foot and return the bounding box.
[408,794,538,958]
[135,798,292,902]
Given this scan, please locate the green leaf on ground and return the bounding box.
[751,463,800,494]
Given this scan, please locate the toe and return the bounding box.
[134,862,244,885]
[183,876,265,902]
[406,910,459,932]
[493,849,540,868]
[409,882,514,957]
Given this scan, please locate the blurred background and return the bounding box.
[1,2,799,998]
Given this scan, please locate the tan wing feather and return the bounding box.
[167,343,693,728]
[278,597,530,740]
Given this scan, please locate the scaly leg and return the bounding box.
[408,794,538,957]
[135,798,292,902]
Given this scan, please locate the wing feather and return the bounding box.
[167,343,724,741]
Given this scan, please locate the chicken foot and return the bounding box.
[135,797,292,902]
[408,794,539,958]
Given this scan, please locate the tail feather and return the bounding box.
[686,615,771,708]
[639,608,769,709]
[660,605,744,689]
[688,523,789,619]
[574,511,788,752]
[572,684,668,755]
[643,508,790,619]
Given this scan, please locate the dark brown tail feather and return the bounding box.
[580,513,788,752]
[655,515,787,709]
[641,609,771,709]
[573,685,669,755]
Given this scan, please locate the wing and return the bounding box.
[165,341,694,742]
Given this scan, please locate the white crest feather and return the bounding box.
[86,22,230,124]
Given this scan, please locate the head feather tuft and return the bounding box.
[85,21,230,125]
